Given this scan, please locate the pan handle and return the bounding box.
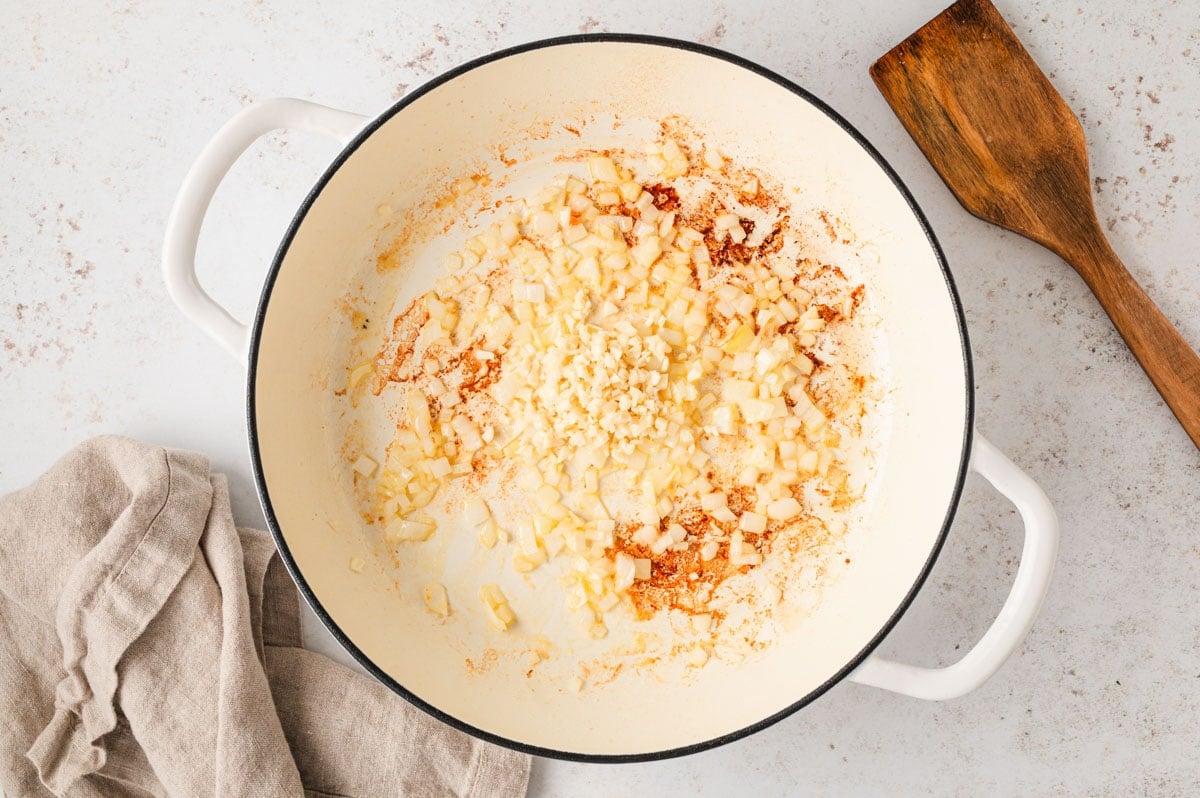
[162,98,369,365]
[847,432,1059,700]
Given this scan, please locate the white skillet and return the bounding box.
[163,35,1058,761]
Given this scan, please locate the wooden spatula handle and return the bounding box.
[1067,233,1200,449]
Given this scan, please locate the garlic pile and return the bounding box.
[367,139,861,639]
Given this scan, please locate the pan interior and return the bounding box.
[251,38,969,758]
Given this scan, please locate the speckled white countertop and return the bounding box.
[3,1,1198,795]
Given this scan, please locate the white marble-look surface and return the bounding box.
[2,1,1198,795]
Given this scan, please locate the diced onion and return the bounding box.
[361,134,865,656]
[767,497,802,521]
[424,583,450,617]
[351,455,377,477]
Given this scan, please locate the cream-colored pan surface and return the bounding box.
[251,40,968,756]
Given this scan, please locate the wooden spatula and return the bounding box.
[871,0,1200,451]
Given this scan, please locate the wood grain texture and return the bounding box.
[871,0,1200,451]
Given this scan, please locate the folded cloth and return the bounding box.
[0,436,531,797]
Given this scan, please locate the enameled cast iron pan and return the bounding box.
[164,35,1058,761]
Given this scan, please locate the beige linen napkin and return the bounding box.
[0,436,531,797]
